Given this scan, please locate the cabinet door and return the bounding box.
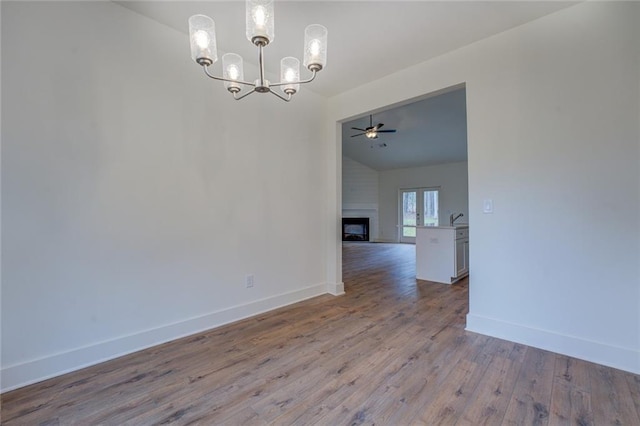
[455,239,465,277]
[455,238,469,278]
[463,240,469,275]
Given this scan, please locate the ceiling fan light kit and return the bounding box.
[351,115,397,139]
[189,0,327,102]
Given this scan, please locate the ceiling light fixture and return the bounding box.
[351,115,397,139]
[189,0,327,102]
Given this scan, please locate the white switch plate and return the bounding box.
[483,199,494,214]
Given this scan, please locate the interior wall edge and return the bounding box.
[0,282,327,393]
[326,282,345,296]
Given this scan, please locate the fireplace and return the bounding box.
[342,217,370,242]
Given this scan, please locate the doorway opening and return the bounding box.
[339,84,469,290]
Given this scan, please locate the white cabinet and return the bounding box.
[416,226,469,284]
[455,228,469,278]
[455,239,466,277]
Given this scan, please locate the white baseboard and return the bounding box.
[466,313,640,375]
[1,283,327,393]
[327,281,345,296]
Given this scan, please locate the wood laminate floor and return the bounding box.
[2,243,639,425]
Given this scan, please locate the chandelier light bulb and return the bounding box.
[285,69,295,82]
[253,6,267,28]
[228,65,239,80]
[309,39,321,56]
[194,31,210,50]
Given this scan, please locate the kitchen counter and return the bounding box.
[416,225,469,284]
[417,224,468,230]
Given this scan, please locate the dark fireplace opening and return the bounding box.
[342,217,370,242]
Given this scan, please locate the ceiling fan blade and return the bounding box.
[377,129,397,133]
[351,133,366,137]
[375,123,385,130]
[351,127,367,131]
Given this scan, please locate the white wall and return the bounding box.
[342,156,379,207]
[378,161,468,242]
[328,2,640,373]
[342,156,379,240]
[1,1,329,391]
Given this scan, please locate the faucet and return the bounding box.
[449,213,464,226]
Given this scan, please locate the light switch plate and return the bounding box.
[483,199,494,214]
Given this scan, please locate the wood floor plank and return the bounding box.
[456,351,523,426]
[590,364,640,425]
[2,242,639,425]
[501,347,556,425]
[268,323,430,424]
[415,358,487,425]
[549,381,593,426]
[384,332,490,424]
[553,355,593,393]
[626,372,640,420]
[548,355,595,425]
[350,331,469,423]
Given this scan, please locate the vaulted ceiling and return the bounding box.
[342,87,467,171]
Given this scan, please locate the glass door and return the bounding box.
[400,188,439,243]
[400,190,418,243]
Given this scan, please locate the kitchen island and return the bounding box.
[416,225,469,284]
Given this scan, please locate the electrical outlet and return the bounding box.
[245,274,254,288]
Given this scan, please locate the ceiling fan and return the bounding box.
[351,115,397,139]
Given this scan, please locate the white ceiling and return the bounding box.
[116,0,578,169]
[117,1,578,98]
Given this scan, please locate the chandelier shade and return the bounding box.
[303,24,328,71]
[246,0,275,45]
[222,53,244,92]
[188,0,327,102]
[280,57,300,94]
[188,14,217,66]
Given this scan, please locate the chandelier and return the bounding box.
[188,0,328,102]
